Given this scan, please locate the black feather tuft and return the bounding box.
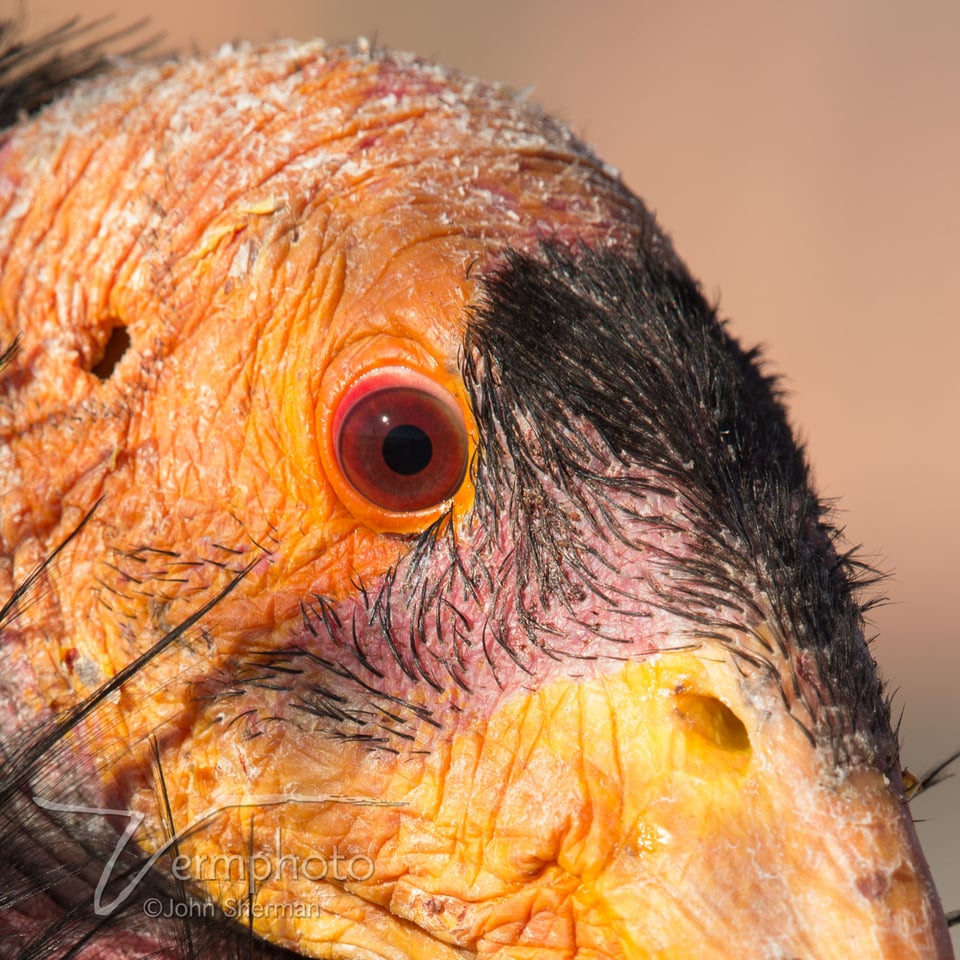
[0,16,156,130]
[467,242,894,769]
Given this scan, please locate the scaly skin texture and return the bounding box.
[0,40,952,960]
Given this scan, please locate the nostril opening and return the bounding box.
[91,323,130,380]
[673,693,751,753]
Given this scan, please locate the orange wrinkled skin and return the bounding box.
[0,41,644,710]
[0,40,952,960]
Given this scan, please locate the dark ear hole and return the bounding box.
[91,324,130,380]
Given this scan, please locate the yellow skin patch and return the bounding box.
[115,649,941,958]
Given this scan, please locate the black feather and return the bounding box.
[0,17,155,131]
[465,243,893,768]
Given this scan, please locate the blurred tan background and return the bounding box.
[18,0,960,944]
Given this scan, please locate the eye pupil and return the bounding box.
[382,424,433,476]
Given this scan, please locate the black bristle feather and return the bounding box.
[466,244,893,769]
[0,17,156,130]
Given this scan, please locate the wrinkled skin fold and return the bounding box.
[0,29,953,960]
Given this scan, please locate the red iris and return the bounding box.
[334,370,468,514]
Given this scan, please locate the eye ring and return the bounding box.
[332,367,469,515]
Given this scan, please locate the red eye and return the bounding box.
[334,369,469,514]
